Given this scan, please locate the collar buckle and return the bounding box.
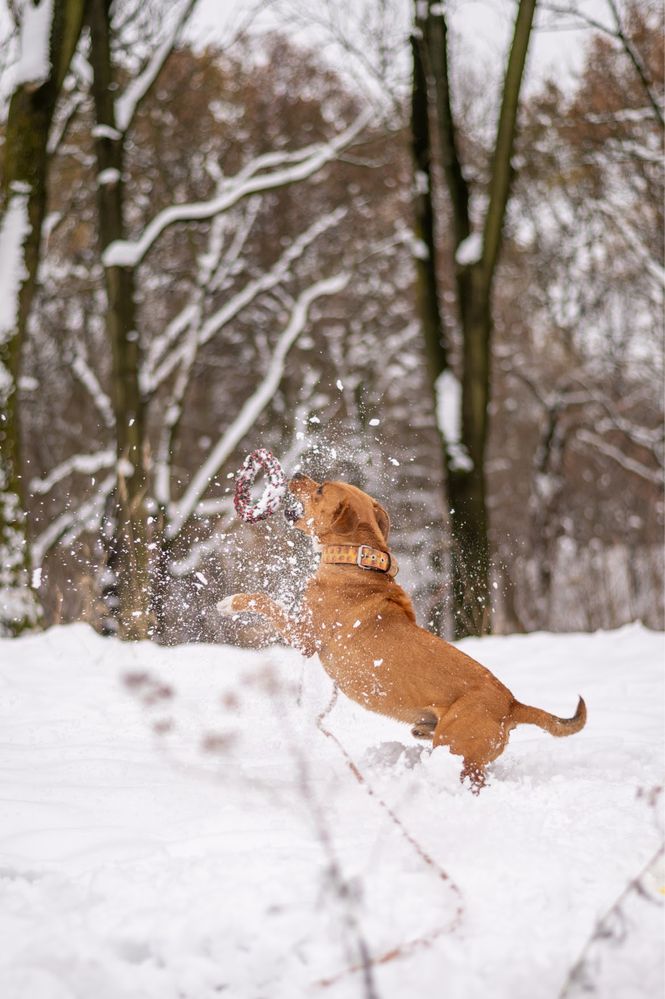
[356,544,372,568]
[356,544,387,571]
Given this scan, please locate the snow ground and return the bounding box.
[0,623,663,999]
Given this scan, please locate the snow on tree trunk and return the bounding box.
[88,0,154,641]
[410,0,536,638]
[0,0,86,634]
[0,189,40,634]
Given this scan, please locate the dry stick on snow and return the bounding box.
[121,667,286,800]
[124,659,381,998]
[283,719,381,999]
[314,687,464,989]
[132,661,463,994]
[559,833,664,997]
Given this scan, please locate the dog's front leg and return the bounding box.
[218,593,317,657]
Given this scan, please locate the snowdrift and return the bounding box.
[0,623,663,998]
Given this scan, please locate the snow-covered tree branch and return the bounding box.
[113,0,199,134]
[145,206,346,393]
[166,272,349,539]
[103,109,372,268]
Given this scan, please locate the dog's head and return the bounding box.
[287,474,390,549]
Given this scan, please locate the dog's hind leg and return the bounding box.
[459,760,487,793]
[431,695,510,793]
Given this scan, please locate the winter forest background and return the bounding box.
[0,0,663,645]
[0,4,663,998]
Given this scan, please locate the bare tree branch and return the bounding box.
[32,473,116,566]
[145,206,347,393]
[114,0,199,134]
[70,351,116,428]
[575,429,662,484]
[167,272,350,538]
[30,449,115,495]
[542,0,664,128]
[481,0,538,285]
[103,109,372,268]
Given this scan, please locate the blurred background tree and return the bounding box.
[410,0,538,637]
[0,0,86,635]
[1,0,662,642]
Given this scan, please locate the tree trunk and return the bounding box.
[409,34,448,381]
[89,0,151,640]
[409,32,450,633]
[411,0,537,637]
[0,0,86,635]
[446,269,492,637]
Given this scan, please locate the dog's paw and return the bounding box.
[217,594,262,617]
[217,595,242,617]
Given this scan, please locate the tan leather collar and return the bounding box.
[320,543,398,578]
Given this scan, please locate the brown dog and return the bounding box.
[219,474,586,790]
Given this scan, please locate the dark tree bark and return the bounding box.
[409,32,450,633]
[0,0,87,635]
[89,0,151,640]
[409,33,449,384]
[411,0,537,637]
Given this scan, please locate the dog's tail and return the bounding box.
[511,696,587,737]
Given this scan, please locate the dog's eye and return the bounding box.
[315,485,324,496]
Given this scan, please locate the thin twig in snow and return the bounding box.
[315,687,464,988]
[559,833,664,997]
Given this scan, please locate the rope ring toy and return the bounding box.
[233,448,288,523]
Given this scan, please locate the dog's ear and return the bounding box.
[330,500,358,535]
[373,502,390,543]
